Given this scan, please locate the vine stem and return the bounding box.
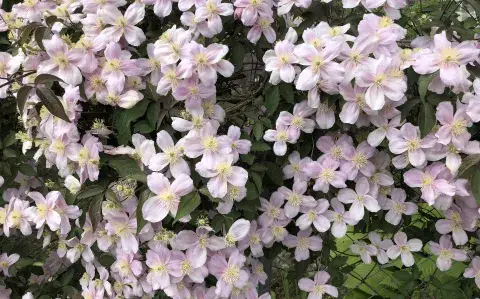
[0,71,36,88]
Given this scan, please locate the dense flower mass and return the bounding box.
[0,0,479,298]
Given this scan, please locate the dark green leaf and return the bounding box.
[240,154,254,165]
[18,164,36,176]
[15,258,34,269]
[146,82,160,101]
[98,253,115,267]
[400,97,420,120]
[250,164,268,172]
[19,22,41,46]
[250,141,270,152]
[147,101,161,127]
[59,268,74,286]
[458,154,480,178]
[265,162,284,186]
[253,122,264,141]
[265,85,280,115]
[104,188,123,207]
[231,44,245,69]
[2,132,16,148]
[137,189,154,233]
[470,171,480,205]
[108,155,147,182]
[279,83,294,103]
[34,26,47,51]
[3,148,17,158]
[88,194,103,232]
[134,120,155,133]
[174,191,201,223]
[246,181,258,200]
[394,270,412,281]
[419,102,436,137]
[36,87,70,122]
[76,183,107,200]
[34,74,64,85]
[16,85,33,113]
[250,172,262,193]
[418,73,437,103]
[115,100,149,145]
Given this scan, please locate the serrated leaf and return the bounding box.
[279,82,294,103]
[76,183,107,200]
[250,141,270,151]
[36,87,70,122]
[419,102,435,137]
[265,162,284,186]
[34,74,64,85]
[265,85,280,115]
[18,164,36,176]
[17,85,33,113]
[470,171,480,205]
[137,189,154,233]
[88,194,103,232]
[458,154,480,178]
[418,73,437,103]
[108,155,147,182]
[253,122,264,141]
[174,191,201,223]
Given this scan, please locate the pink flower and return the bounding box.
[247,16,276,44]
[169,250,208,283]
[0,52,23,98]
[404,162,456,205]
[263,34,298,84]
[386,232,422,267]
[154,26,192,65]
[223,219,251,247]
[101,42,141,93]
[283,228,323,261]
[429,234,467,271]
[435,206,469,246]
[183,122,231,165]
[338,177,381,221]
[339,83,375,125]
[179,42,234,85]
[341,141,375,180]
[66,133,103,183]
[111,250,143,280]
[258,192,288,227]
[283,151,311,182]
[223,126,251,163]
[233,0,272,26]
[37,35,85,85]
[278,180,316,218]
[367,114,402,147]
[263,125,296,156]
[316,135,352,161]
[25,191,62,231]
[296,198,330,232]
[207,249,249,297]
[277,0,311,15]
[149,131,190,178]
[298,271,338,298]
[294,43,344,91]
[173,74,216,109]
[368,232,393,264]
[146,246,176,290]
[105,212,138,253]
[195,0,233,35]
[384,188,418,225]
[142,172,194,223]
[324,198,357,238]
[172,228,226,266]
[66,237,94,263]
[464,257,480,288]
[356,55,407,110]
[96,3,146,46]
[4,199,32,237]
[413,31,480,86]
[237,221,264,257]
[388,123,436,167]
[305,157,347,193]
[435,101,472,149]
[196,155,248,198]
[276,101,316,140]
[350,240,378,264]
[0,253,19,276]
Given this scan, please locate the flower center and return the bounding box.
[441,48,459,64]
[37,203,48,218]
[330,146,343,160]
[421,175,433,187]
[374,74,386,86]
[451,119,467,136]
[180,260,192,275]
[298,237,310,250]
[356,195,365,203]
[277,130,289,142]
[393,202,405,214]
[407,139,421,152]
[225,233,236,247]
[272,225,285,238]
[268,207,280,219]
[105,59,121,71]
[287,193,302,207]
[222,265,240,284]
[320,168,335,182]
[378,16,393,28]
[250,234,260,245]
[399,245,409,253]
[334,213,343,223]
[291,115,304,128]
[307,210,317,222]
[314,285,325,295]
[54,53,69,69]
[216,162,232,180]
[202,136,219,151]
[439,249,453,259]
[352,152,367,169]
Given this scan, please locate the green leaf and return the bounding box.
[265,85,280,115]
[250,141,270,152]
[3,148,17,158]
[36,87,70,122]
[470,171,480,205]
[108,155,147,182]
[458,154,480,178]
[115,100,149,145]
[400,97,420,120]
[174,191,201,223]
[265,162,284,186]
[134,120,155,133]
[2,132,16,148]
[250,172,262,193]
[137,189,154,233]
[34,74,64,85]
[98,253,115,267]
[19,22,41,46]
[145,82,160,101]
[250,164,268,172]
[246,181,258,200]
[34,26,47,51]
[419,102,436,137]
[231,44,245,70]
[18,164,36,176]
[146,101,161,127]
[88,194,103,232]
[15,258,34,269]
[76,183,107,200]
[253,122,264,141]
[394,271,412,282]
[279,83,294,103]
[104,188,123,207]
[240,154,254,165]
[59,268,74,286]
[418,73,437,103]
[16,85,33,113]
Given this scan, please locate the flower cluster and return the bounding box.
[0,0,479,298]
